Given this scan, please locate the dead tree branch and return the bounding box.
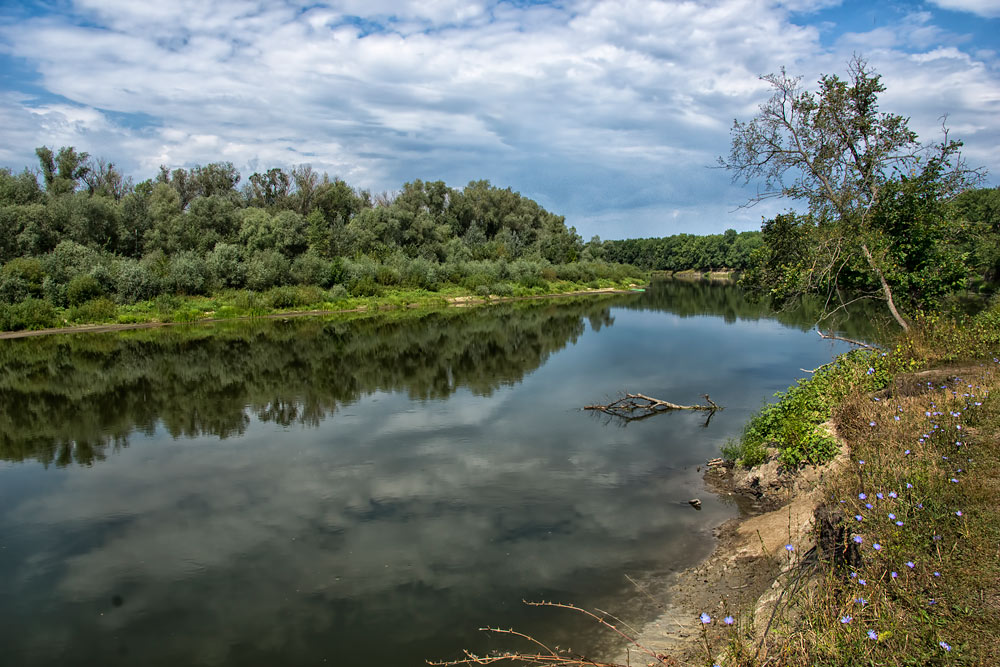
[815,329,877,350]
[584,393,721,422]
[427,601,678,667]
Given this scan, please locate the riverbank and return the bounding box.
[0,282,642,339]
[623,310,1000,666]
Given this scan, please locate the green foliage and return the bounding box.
[112,258,160,304]
[245,250,290,291]
[66,297,117,323]
[730,349,898,468]
[66,274,104,306]
[0,297,58,331]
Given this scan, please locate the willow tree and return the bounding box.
[722,56,977,330]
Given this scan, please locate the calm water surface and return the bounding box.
[0,282,884,666]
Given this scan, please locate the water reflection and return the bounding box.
[0,283,886,667]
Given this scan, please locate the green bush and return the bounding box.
[290,253,332,287]
[66,274,104,306]
[245,250,290,291]
[0,274,30,304]
[0,298,58,331]
[166,251,208,295]
[112,259,159,304]
[349,275,382,297]
[66,297,117,323]
[207,243,246,289]
[43,240,97,283]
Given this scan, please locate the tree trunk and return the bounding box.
[861,243,909,331]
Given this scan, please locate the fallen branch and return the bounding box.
[584,393,721,421]
[816,329,877,350]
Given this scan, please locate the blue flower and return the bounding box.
[896,521,904,526]
[785,544,794,552]
[869,421,876,427]
[873,543,881,551]
[700,613,711,624]
[859,493,867,500]
[855,597,867,606]
[855,515,863,522]
[888,513,896,520]
[906,561,915,569]
[867,629,878,640]
[858,459,865,465]
[933,571,941,577]
[723,615,734,625]
[939,641,951,651]
[840,615,852,624]
[891,571,898,579]
[888,491,898,498]
[859,579,867,586]
[956,510,963,517]
[876,492,884,500]
[853,535,863,544]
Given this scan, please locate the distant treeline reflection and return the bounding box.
[0,282,886,466]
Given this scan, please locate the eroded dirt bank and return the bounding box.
[617,427,850,666]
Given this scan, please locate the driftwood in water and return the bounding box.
[584,393,721,423]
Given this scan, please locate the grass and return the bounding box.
[711,306,1000,665]
[0,276,645,333]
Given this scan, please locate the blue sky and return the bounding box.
[1,0,997,239]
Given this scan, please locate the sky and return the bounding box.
[0,0,998,240]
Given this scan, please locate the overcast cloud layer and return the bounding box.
[1,0,998,238]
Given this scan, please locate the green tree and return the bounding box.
[721,56,979,329]
[36,146,90,196]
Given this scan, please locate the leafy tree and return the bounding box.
[36,146,90,196]
[721,56,980,329]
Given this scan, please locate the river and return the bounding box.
[0,281,886,666]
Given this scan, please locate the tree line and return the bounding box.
[0,148,640,329]
[601,228,763,272]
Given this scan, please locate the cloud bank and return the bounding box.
[0,0,997,238]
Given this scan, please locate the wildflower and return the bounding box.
[904,449,911,455]
[917,503,923,509]
[855,597,867,606]
[868,629,878,640]
[888,513,896,520]
[951,478,959,483]
[896,521,904,526]
[850,572,857,579]
[929,599,937,605]
[891,571,898,579]
[906,482,913,489]
[866,367,874,375]
[933,572,941,577]
[858,460,865,465]
[840,615,852,624]
[859,579,867,586]
[859,493,867,500]
[865,503,873,509]
[933,535,942,541]
[873,543,881,551]
[853,535,863,544]
[723,615,734,625]
[876,493,884,500]
[894,415,900,421]
[699,612,711,624]
[785,544,794,552]
[956,510,963,517]
[940,641,951,651]
[855,515,863,522]
[906,561,915,569]
[888,491,897,498]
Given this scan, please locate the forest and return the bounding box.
[0,147,638,331]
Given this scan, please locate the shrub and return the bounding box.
[375,264,401,286]
[290,253,332,287]
[166,251,208,295]
[112,259,159,304]
[66,274,104,306]
[1,257,46,290]
[245,250,290,291]
[0,274,30,304]
[66,297,117,323]
[42,276,67,307]
[349,275,382,297]
[0,297,58,331]
[43,240,98,283]
[207,243,246,289]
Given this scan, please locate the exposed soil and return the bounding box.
[616,429,851,666]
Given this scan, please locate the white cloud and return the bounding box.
[929,0,1000,18]
[0,0,997,238]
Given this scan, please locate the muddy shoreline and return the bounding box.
[618,430,850,666]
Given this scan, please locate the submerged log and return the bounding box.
[584,393,721,421]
